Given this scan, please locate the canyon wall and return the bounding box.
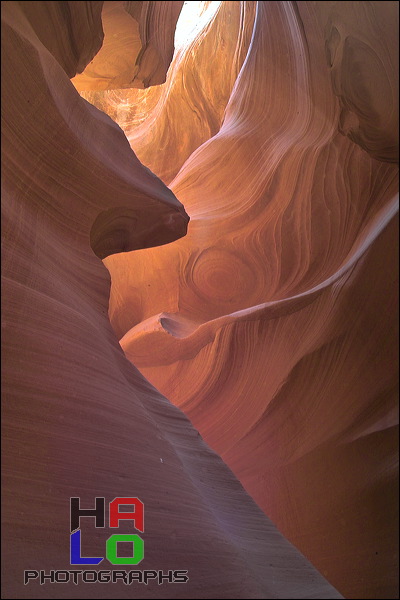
[2,1,344,599]
[2,1,398,599]
[101,2,398,598]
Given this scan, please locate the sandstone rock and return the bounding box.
[2,1,346,598]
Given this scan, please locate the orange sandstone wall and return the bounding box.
[1,1,344,599]
[101,2,399,598]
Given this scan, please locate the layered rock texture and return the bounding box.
[2,1,398,600]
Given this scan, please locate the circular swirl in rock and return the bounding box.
[188,247,256,308]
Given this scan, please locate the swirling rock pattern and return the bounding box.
[2,1,343,599]
[102,2,399,598]
[81,1,256,184]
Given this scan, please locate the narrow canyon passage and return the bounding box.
[2,1,398,599]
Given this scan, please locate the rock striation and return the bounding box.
[98,2,398,598]
[1,1,349,599]
[3,0,399,598]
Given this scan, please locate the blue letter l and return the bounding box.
[70,529,103,565]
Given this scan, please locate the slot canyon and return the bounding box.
[2,1,398,599]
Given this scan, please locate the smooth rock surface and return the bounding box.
[2,1,345,599]
[99,2,399,598]
[72,0,184,90]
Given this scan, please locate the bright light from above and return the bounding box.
[174,1,222,49]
